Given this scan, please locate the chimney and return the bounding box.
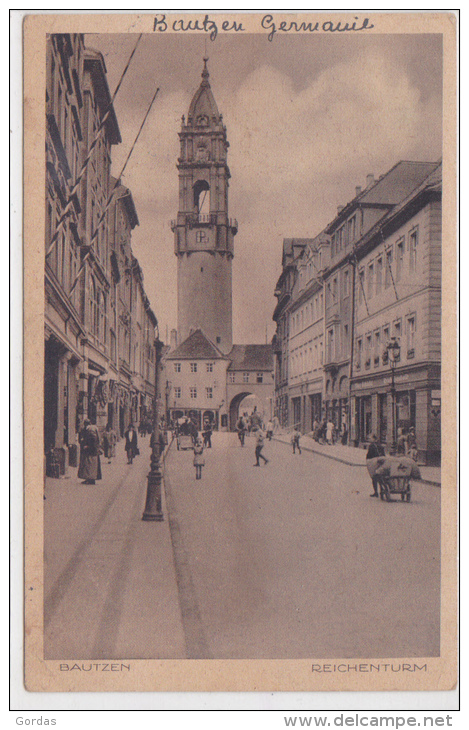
[355,186,362,197]
[337,205,344,214]
[366,174,375,188]
[170,328,178,350]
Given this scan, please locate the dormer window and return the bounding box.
[196,114,208,126]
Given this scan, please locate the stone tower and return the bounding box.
[171,59,237,354]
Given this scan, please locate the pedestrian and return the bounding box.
[253,427,269,467]
[366,433,385,497]
[397,427,407,455]
[340,421,348,445]
[265,419,273,441]
[236,415,247,446]
[272,415,280,433]
[78,419,102,484]
[202,421,212,448]
[193,436,205,480]
[124,422,139,464]
[291,427,302,454]
[326,419,335,445]
[250,406,263,431]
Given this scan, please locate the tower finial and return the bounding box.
[202,56,209,83]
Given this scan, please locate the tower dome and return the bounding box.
[187,58,220,124]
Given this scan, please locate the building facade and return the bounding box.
[44,34,158,475]
[272,160,442,464]
[350,163,442,464]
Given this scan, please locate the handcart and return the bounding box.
[367,456,421,504]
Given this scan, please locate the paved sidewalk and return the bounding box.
[44,434,186,660]
[272,431,441,486]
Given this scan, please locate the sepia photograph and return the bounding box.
[21,11,457,695]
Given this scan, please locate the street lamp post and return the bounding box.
[142,331,165,522]
[386,337,401,452]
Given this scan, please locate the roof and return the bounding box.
[227,345,274,372]
[111,178,139,229]
[326,160,440,233]
[166,329,226,360]
[83,48,121,145]
[282,238,313,266]
[356,160,442,255]
[359,161,439,206]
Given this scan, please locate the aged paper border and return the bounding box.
[22,11,458,695]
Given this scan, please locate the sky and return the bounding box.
[85,30,442,345]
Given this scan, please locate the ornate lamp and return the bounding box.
[142,323,165,522]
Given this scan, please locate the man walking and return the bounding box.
[253,427,269,467]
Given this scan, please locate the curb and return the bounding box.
[272,437,441,487]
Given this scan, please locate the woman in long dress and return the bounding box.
[124,423,139,464]
[78,420,102,484]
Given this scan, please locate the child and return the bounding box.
[291,427,302,454]
[193,436,205,480]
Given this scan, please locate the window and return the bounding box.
[257,372,264,383]
[190,362,197,373]
[243,372,249,383]
[206,362,213,372]
[356,338,363,369]
[174,362,181,373]
[229,372,235,383]
[396,238,404,281]
[174,387,181,399]
[343,324,349,354]
[409,227,418,272]
[367,262,374,298]
[348,215,356,243]
[407,314,416,357]
[190,387,197,399]
[358,269,365,304]
[385,248,393,289]
[376,257,383,294]
[206,387,213,399]
[216,336,221,344]
[365,333,372,369]
[374,330,381,366]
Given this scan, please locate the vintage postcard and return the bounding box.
[22,11,457,694]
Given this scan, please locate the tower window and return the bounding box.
[193,179,210,215]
